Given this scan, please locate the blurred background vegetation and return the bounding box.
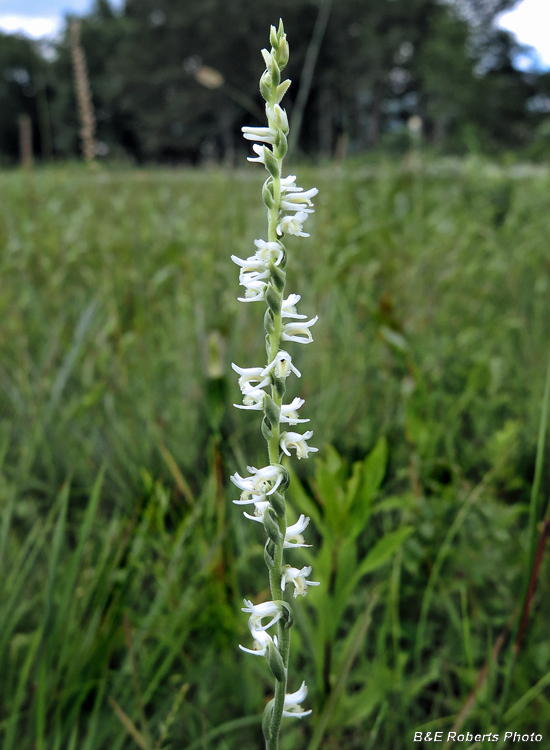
[0,0,550,164]
[1,0,550,748]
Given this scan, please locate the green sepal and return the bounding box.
[264,508,283,544]
[275,79,291,104]
[266,284,281,315]
[270,25,278,50]
[275,600,294,629]
[261,416,273,441]
[262,179,275,209]
[271,58,280,89]
[270,262,286,293]
[267,639,286,682]
[264,308,275,335]
[270,490,286,517]
[262,699,274,742]
[264,540,276,569]
[263,147,279,179]
[272,373,286,399]
[264,393,280,427]
[275,130,288,159]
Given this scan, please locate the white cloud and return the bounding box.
[497,0,550,69]
[0,14,61,38]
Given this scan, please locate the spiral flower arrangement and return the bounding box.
[230,20,320,749]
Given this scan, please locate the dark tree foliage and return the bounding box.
[0,32,49,162]
[0,0,548,162]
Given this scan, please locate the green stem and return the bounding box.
[264,140,290,750]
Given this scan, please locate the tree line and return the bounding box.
[1,0,550,164]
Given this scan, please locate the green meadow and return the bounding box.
[1,160,550,749]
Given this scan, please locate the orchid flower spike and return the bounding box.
[232,21,318,741]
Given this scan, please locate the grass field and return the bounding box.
[1,159,550,749]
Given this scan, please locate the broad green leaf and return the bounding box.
[314,466,345,532]
[351,526,414,589]
[362,436,388,499]
[286,463,324,534]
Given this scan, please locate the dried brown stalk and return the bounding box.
[18,114,33,169]
[69,18,96,162]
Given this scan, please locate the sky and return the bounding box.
[0,0,548,71]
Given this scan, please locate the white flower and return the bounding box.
[280,431,318,459]
[242,500,271,522]
[262,350,301,379]
[281,316,318,344]
[237,279,267,302]
[282,681,312,718]
[282,184,318,202]
[253,239,284,264]
[284,515,311,548]
[239,621,275,656]
[280,397,309,425]
[231,464,284,504]
[239,269,271,288]
[281,565,320,598]
[241,599,282,631]
[246,143,270,164]
[280,186,318,213]
[234,385,266,411]
[242,125,277,144]
[277,211,310,237]
[231,363,270,391]
[281,294,307,319]
[230,255,266,274]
